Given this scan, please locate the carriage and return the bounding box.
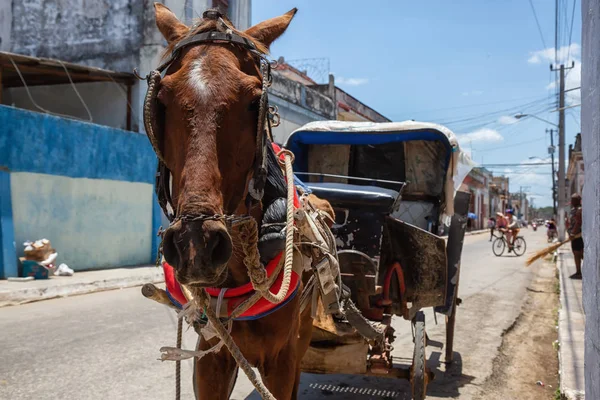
[284,120,473,399]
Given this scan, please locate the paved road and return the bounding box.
[0,230,549,400]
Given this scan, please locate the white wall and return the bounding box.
[581,0,600,395]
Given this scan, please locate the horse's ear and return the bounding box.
[154,3,188,43]
[245,8,297,50]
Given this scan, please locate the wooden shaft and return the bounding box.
[141,283,179,310]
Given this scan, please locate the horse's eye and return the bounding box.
[248,99,260,112]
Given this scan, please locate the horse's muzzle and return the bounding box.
[162,219,232,285]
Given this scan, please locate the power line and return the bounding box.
[567,0,578,61]
[437,97,551,127]
[475,135,547,153]
[403,94,545,116]
[528,0,548,49]
[480,162,553,167]
[568,111,581,127]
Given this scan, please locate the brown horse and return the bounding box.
[152,4,319,399]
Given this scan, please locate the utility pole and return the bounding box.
[551,62,574,241]
[547,128,557,217]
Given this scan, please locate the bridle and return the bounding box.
[140,9,279,228]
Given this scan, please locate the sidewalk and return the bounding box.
[0,265,164,307]
[557,249,585,400]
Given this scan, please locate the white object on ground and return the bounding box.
[7,276,35,282]
[39,252,58,266]
[54,264,74,276]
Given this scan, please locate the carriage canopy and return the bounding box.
[284,120,474,218]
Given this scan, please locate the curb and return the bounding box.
[465,229,488,236]
[0,269,165,307]
[557,250,585,400]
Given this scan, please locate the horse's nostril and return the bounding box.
[161,227,181,270]
[207,229,232,268]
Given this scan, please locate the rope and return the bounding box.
[175,316,182,400]
[258,150,295,304]
[238,151,296,304]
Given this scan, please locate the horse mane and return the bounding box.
[263,141,287,206]
[162,10,269,61]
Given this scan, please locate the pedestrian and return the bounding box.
[488,217,496,241]
[568,193,584,279]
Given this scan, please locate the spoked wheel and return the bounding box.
[512,236,527,257]
[492,237,505,257]
[411,311,428,400]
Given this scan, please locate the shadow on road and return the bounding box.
[426,351,476,398]
[242,352,475,399]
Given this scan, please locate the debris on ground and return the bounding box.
[19,239,73,279]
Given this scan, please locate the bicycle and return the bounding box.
[492,230,527,257]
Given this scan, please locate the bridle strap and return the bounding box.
[156,31,265,73]
[144,17,275,224]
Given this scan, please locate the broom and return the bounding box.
[525,233,582,266]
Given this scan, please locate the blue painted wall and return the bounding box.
[0,170,17,278]
[0,105,160,276]
[0,105,156,183]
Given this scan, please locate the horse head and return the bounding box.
[152,3,297,286]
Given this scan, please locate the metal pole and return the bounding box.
[557,64,566,241]
[547,129,557,217]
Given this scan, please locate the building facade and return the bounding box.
[567,133,584,198]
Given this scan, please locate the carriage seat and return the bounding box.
[305,182,399,259]
[305,182,399,211]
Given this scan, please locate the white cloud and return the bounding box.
[336,77,369,86]
[498,115,518,125]
[457,128,504,144]
[529,44,581,106]
[528,44,580,64]
[462,90,484,97]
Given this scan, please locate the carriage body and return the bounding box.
[284,121,473,398]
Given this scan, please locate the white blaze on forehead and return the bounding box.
[188,58,210,99]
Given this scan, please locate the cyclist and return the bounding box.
[505,210,520,252]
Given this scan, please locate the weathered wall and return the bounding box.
[268,71,335,143]
[0,0,11,51]
[4,82,129,130]
[0,105,159,273]
[10,0,144,72]
[581,0,600,398]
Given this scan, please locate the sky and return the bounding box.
[252,0,582,208]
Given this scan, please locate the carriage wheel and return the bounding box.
[411,311,427,400]
[492,237,505,257]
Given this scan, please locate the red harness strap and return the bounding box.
[162,252,301,319]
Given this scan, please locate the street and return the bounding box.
[0,229,551,400]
